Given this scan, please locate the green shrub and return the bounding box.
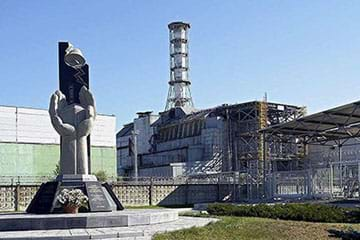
[328,228,360,240]
[94,170,108,182]
[207,203,360,223]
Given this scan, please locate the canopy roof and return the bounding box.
[260,100,360,144]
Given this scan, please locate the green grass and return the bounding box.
[153,216,360,240]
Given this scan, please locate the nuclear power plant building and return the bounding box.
[117,102,306,177]
[116,22,306,177]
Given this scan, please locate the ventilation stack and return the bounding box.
[165,22,194,111]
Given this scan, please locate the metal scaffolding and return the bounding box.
[260,100,360,200]
[213,101,305,199]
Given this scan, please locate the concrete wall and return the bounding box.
[0,182,242,211]
[139,165,174,177]
[134,115,158,154]
[116,109,226,177]
[137,161,221,177]
[201,128,223,161]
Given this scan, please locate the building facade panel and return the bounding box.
[0,142,116,178]
[0,105,117,178]
[91,114,116,147]
[0,106,17,142]
[17,107,59,144]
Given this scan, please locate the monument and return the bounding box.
[0,39,196,237]
[26,42,123,214]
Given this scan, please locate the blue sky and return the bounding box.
[1,1,360,130]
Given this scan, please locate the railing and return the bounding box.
[0,172,243,186]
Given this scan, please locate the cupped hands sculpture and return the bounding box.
[49,86,96,175]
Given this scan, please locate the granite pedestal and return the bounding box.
[26,175,123,214]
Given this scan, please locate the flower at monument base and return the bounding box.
[56,188,89,210]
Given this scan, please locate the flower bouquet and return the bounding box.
[56,189,88,213]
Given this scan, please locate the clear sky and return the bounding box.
[1,1,360,131]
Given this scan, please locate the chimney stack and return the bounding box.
[165,22,194,111]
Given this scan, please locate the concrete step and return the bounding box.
[0,209,178,231]
[0,216,218,240]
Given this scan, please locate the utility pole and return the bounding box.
[339,144,343,193]
[132,128,139,179]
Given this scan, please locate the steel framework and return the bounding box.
[213,101,305,199]
[260,100,360,200]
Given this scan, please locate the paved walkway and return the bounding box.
[0,216,218,240]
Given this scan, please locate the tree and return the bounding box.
[53,161,60,176]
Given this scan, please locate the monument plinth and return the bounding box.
[26,42,123,214]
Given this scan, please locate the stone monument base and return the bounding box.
[0,209,179,231]
[26,174,123,214]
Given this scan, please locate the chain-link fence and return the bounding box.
[267,163,360,200]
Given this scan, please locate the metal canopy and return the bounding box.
[260,100,360,144]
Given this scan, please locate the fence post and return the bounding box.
[14,181,20,212]
[233,172,236,203]
[330,164,333,198]
[217,175,221,202]
[149,177,153,206]
[185,178,189,205]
